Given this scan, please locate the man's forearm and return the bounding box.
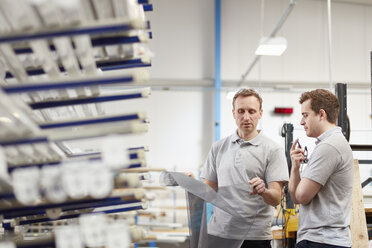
[261,188,281,207]
[289,167,301,204]
[203,179,218,191]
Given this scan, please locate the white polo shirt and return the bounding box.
[200,130,289,240]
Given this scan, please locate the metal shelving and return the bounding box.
[0,0,155,247]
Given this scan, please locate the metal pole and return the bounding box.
[214,0,221,141]
[327,0,333,90]
[335,83,349,140]
[239,0,296,86]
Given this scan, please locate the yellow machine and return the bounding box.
[285,208,298,239]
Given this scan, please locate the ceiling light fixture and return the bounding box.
[255,36,287,56]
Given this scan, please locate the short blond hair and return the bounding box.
[232,88,262,109]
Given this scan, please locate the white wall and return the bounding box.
[72,0,372,173]
[143,0,372,172]
[148,0,372,85]
[147,0,214,80]
[222,0,372,84]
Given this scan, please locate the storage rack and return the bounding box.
[0,0,156,247]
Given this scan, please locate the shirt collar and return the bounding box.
[232,129,262,146]
[315,126,342,145]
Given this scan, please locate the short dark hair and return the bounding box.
[232,88,262,109]
[299,89,339,124]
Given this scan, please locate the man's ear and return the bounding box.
[319,109,327,120]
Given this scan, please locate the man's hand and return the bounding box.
[249,176,266,195]
[184,172,195,179]
[290,138,305,171]
[184,172,218,191]
[250,178,283,206]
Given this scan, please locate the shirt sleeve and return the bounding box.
[200,145,218,183]
[302,143,339,186]
[265,146,289,184]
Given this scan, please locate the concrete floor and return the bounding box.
[139,239,190,248]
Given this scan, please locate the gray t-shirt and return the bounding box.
[200,130,289,240]
[297,127,354,246]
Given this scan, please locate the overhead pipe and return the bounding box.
[238,0,296,86]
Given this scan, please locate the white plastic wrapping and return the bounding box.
[79,213,106,247]
[12,167,41,205]
[40,165,67,203]
[55,225,84,248]
[160,172,251,248]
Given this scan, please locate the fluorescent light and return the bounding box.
[255,37,287,56]
[0,117,12,123]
